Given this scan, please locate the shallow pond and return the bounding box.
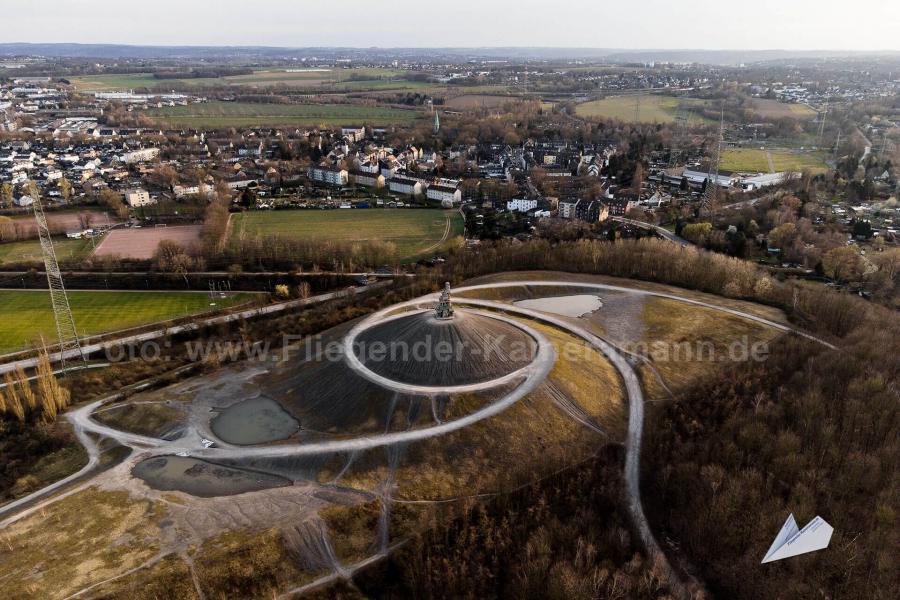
[514,294,603,318]
[132,455,290,497]
[211,396,300,445]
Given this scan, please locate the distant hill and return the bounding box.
[0,43,897,65]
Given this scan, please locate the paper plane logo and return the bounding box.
[761,514,834,563]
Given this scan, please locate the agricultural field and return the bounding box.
[575,94,714,124]
[747,98,817,119]
[144,101,421,128]
[70,68,419,92]
[230,209,462,259]
[0,290,255,354]
[0,237,95,266]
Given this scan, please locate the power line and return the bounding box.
[31,186,84,367]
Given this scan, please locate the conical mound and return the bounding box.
[354,309,537,387]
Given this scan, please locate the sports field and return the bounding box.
[0,290,255,354]
[231,209,463,259]
[575,95,714,124]
[0,237,95,266]
[145,101,421,128]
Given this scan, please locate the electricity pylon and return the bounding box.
[701,107,725,214]
[30,184,84,367]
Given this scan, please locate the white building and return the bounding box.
[351,172,385,188]
[122,148,159,164]
[426,184,461,205]
[341,126,366,143]
[559,200,578,219]
[507,198,538,213]
[308,166,349,187]
[125,189,154,207]
[389,177,423,197]
[14,195,34,207]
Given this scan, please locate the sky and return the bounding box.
[2,0,898,51]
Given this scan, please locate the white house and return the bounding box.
[426,184,461,205]
[122,148,159,164]
[389,177,423,197]
[308,166,349,187]
[125,189,155,207]
[507,198,538,212]
[14,195,34,207]
[350,171,385,188]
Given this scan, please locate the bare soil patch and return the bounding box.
[93,225,202,259]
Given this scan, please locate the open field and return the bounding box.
[748,98,817,119]
[0,237,95,266]
[575,94,714,124]
[770,149,829,173]
[231,209,463,259]
[720,148,773,172]
[93,225,203,259]
[145,101,422,128]
[720,147,829,174]
[0,289,255,354]
[71,68,417,91]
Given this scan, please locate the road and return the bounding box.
[609,216,691,246]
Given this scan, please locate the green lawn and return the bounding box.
[720,147,829,174]
[720,148,772,173]
[770,150,829,174]
[0,237,95,266]
[231,209,462,259]
[575,94,715,124]
[0,291,255,354]
[145,101,421,128]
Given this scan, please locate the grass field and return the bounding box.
[231,209,463,259]
[0,290,255,354]
[720,147,829,174]
[720,148,773,172]
[71,68,418,91]
[0,237,95,266]
[770,150,829,173]
[575,94,715,124]
[145,101,421,128]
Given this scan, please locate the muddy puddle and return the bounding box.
[210,396,300,445]
[132,455,290,497]
[514,294,603,318]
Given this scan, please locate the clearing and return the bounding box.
[0,290,255,354]
[144,101,421,128]
[230,209,462,260]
